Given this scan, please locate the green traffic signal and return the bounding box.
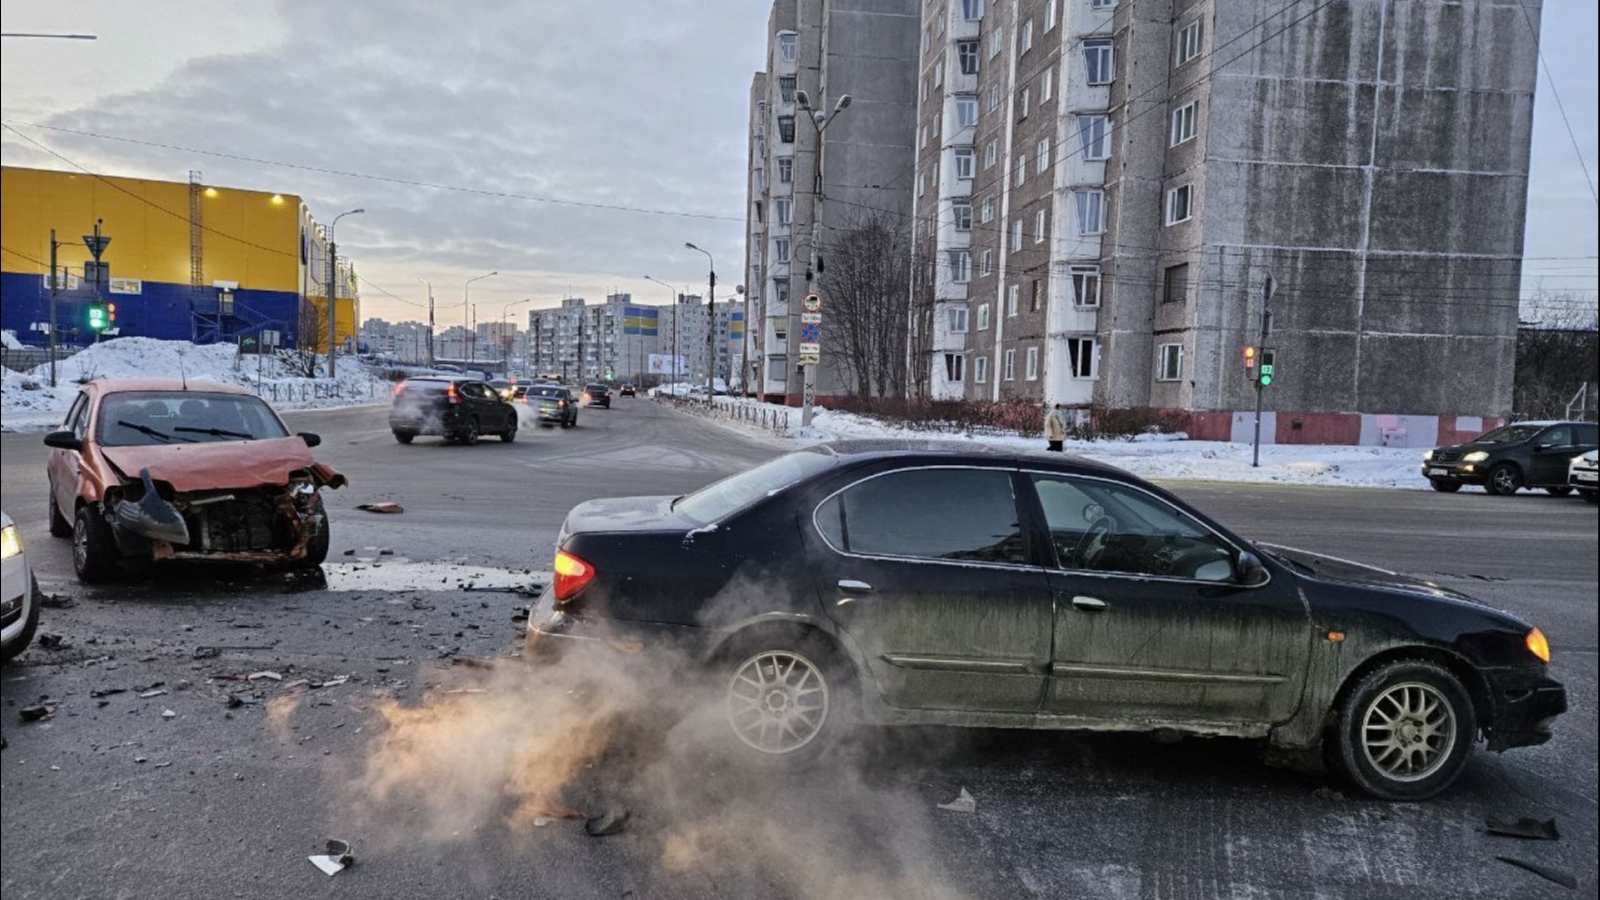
[1258,350,1277,388]
[87,302,108,331]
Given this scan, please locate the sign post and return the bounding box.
[799,293,822,417]
[1251,273,1275,468]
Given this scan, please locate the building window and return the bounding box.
[944,353,966,383]
[956,94,978,126]
[777,157,794,183]
[774,197,792,225]
[1046,1,1059,31]
[955,146,976,179]
[980,249,994,275]
[779,76,797,104]
[1037,138,1051,174]
[1170,100,1198,146]
[1007,283,1020,316]
[1163,263,1190,304]
[1034,209,1048,243]
[975,355,989,383]
[1166,184,1194,225]
[1084,40,1114,85]
[1031,279,1043,312]
[777,115,796,143]
[984,140,998,169]
[1077,114,1110,160]
[947,306,970,333]
[963,0,985,21]
[1070,265,1102,307]
[934,60,945,88]
[948,250,972,284]
[1011,219,1024,251]
[1177,19,1204,66]
[987,84,1002,112]
[1075,190,1106,234]
[980,196,995,223]
[1042,67,1054,103]
[754,200,765,223]
[958,40,981,75]
[977,302,991,330]
[989,28,1003,59]
[1091,0,1117,8]
[775,238,791,263]
[1026,346,1040,380]
[1157,343,1183,381]
[1068,337,1098,378]
[779,32,797,63]
[774,281,790,305]
[1015,157,1026,187]
[953,200,973,230]
[1019,88,1030,120]
[1022,20,1035,53]
[1004,348,1016,380]
[918,171,927,197]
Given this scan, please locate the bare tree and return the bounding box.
[905,233,939,401]
[1516,290,1600,419]
[278,301,330,378]
[819,212,913,398]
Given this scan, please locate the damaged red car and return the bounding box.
[43,379,346,583]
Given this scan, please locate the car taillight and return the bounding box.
[1527,627,1551,664]
[447,384,461,405]
[393,382,406,396]
[553,550,595,604]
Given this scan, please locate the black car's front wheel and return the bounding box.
[1485,463,1523,496]
[1330,659,1476,801]
[393,431,416,445]
[1428,479,1461,493]
[501,418,518,443]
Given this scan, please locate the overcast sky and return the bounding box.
[3,0,1595,324]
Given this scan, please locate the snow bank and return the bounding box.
[2,337,389,432]
[1,330,22,350]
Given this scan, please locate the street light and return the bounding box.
[463,271,497,363]
[326,208,364,377]
[789,91,851,425]
[644,275,680,389]
[685,243,716,402]
[501,298,536,372]
[419,279,435,367]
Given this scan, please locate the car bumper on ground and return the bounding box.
[1483,667,1567,751]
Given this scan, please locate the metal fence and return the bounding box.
[1,345,81,379]
[655,394,793,434]
[257,381,383,405]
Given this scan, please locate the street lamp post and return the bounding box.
[463,271,497,364]
[643,275,678,389]
[685,243,716,401]
[419,279,435,367]
[326,208,364,378]
[501,298,534,373]
[793,90,850,426]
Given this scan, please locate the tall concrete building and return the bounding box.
[745,0,921,403]
[911,0,1541,445]
[526,294,742,386]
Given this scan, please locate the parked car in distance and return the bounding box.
[1570,450,1599,503]
[1,509,39,661]
[43,379,346,583]
[530,441,1566,800]
[489,378,512,399]
[582,384,612,409]
[526,385,578,428]
[1422,421,1599,495]
[390,377,518,445]
[619,384,637,397]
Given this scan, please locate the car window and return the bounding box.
[1030,474,1234,582]
[677,448,836,525]
[65,392,90,439]
[1476,424,1544,444]
[1540,426,1572,447]
[1578,424,1599,445]
[819,468,1026,565]
[97,391,289,447]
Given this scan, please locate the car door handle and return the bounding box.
[838,579,874,594]
[1071,595,1109,612]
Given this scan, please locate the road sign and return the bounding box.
[799,342,820,355]
[801,293,822,313]
[799,323,821,344]
[800,312,822,325]
[83,234,112,259]
[798,352,820,366]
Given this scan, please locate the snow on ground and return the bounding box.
[1,329,23,350]
[2,337,390,432]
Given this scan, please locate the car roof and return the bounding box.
[811,439,1131,478]
[90,378,256,397]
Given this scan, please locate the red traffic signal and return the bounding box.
[1243,345,1258,370]
[106,302,117,323]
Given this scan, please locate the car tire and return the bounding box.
[500,419,518,443]
[72,504,119,584]
[713,631,852,766]
[393,431,415,445]
[1544,486,1573,497]
[1329,659,1477,801]
[49,492,73,538]
[1428,480,1461,494]
[459,418,481,446]
[0,573,41,662]
[1582,491,1599,505]
[1485,463,1523,496]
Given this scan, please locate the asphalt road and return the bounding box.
[2,398,1595,900]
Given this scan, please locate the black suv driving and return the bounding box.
[1423,420,1599,495]
[389,377,519,445]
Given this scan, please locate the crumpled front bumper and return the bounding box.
[1484,666,1567,752]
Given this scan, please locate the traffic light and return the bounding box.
[106,303,117,326]
[1258,348,1277,388]
[87,301,109,332]
[1243,345,1258,377]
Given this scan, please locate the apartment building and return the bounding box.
[526,294,742,386]
[745,0,921,403]
[916,0,1541,445]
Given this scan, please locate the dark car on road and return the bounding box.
[389,377,518,445]
[531,442,1565,800]
[619,383,637,397]
[526,385,578,428]
[582,384,612,409]
[1423,420,1599,495]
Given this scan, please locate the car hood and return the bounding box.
[1261,544,1482,605]
[99,437,341,493]
[561,495,694,536]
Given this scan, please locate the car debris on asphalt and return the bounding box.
[1484,816,1560,841]
[19,705,55,723]
[584,809,632,837]
[355,502,405,514]
[937,788,977,814]
[308,839,355,877]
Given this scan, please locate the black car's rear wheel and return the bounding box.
[718,633,849,765]
[1330,659,1475,800]
[1485,463,1523,496]
[458,418,480,445]
[1428,479,1461,493]
[1544,486,1573,497]
[72,505,119,584]
[393,431,415,445]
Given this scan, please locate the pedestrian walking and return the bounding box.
[1044,403,1067,452]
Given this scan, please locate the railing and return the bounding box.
[655,394,792,434]
[257,381,383,405]
[1,345,81,377]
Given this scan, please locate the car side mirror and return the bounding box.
[1234,551,1271,588]
[298,432,322,448]
[43,430,82,452]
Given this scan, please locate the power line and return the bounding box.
[1517,1,1598,206]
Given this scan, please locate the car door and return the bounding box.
[1528,425,1577,486]
[49,392,91,514]
[1025,472,1313,728]
[807,465,1053,714]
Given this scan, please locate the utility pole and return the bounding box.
[463,271,497,366]
[1252,272,1275,468]
[420,279,435,367]
[794,90,851,426]
[48,229,59,387]
[686,243,716,400]
[326,208,364,378]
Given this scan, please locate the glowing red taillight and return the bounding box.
[553,550,595,604]
[393,381,406,396]
[446,383,461,405]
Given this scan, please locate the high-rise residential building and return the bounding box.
[910,0,1541,444]
[524,294,741,386]
[745,0,921,403]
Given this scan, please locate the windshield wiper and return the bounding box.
[669,494,685,511]
[174,426,254,439]
[1262,547,1316,576]
[115,419,194,443]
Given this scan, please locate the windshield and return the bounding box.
[97,391,288,447]
[1474,424,1546,444]
[676,448,836,525]
[530,387,567,399]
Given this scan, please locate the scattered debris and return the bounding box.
[343,549,357,556]
[450,657,499,671]
[1312,787,1347,803]
[40,592,76,609]
[134,756,148,764]
[1495,856,1577,890]
[937,787,977,814]
[355,502,404,514]
[161,709,177,719]
[312,676,350,689]
[90,688,126,699]
[1484,816,1560,841]
[533,817,555,828]
[247,671,284,682]
[193,644,277,660]
[153,761,173,769]
[309,840,355,877]
[138,689,169,699]
[379,548,396,556]
[19,705,55,723]
[537,803,588,821]
[584,809,632,837]
[37,633,70,651]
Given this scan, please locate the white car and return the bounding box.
[2,510,39,661]
[1571,450,1599,504]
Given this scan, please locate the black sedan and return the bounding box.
[582,384,612,409]
[1423,420,1599,495]
[531,441,1565,800]
[389,377,518,445]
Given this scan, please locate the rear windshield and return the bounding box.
[586,384,609,392]
[403,380,454,393]
[529,387,568,399]
[676,448,836,525]
[97,391,289,447]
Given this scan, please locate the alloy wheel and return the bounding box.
[1361,682,1457,782]
[726,650,830,755]
[73,516,89,573]
[1492,467,1520,494]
